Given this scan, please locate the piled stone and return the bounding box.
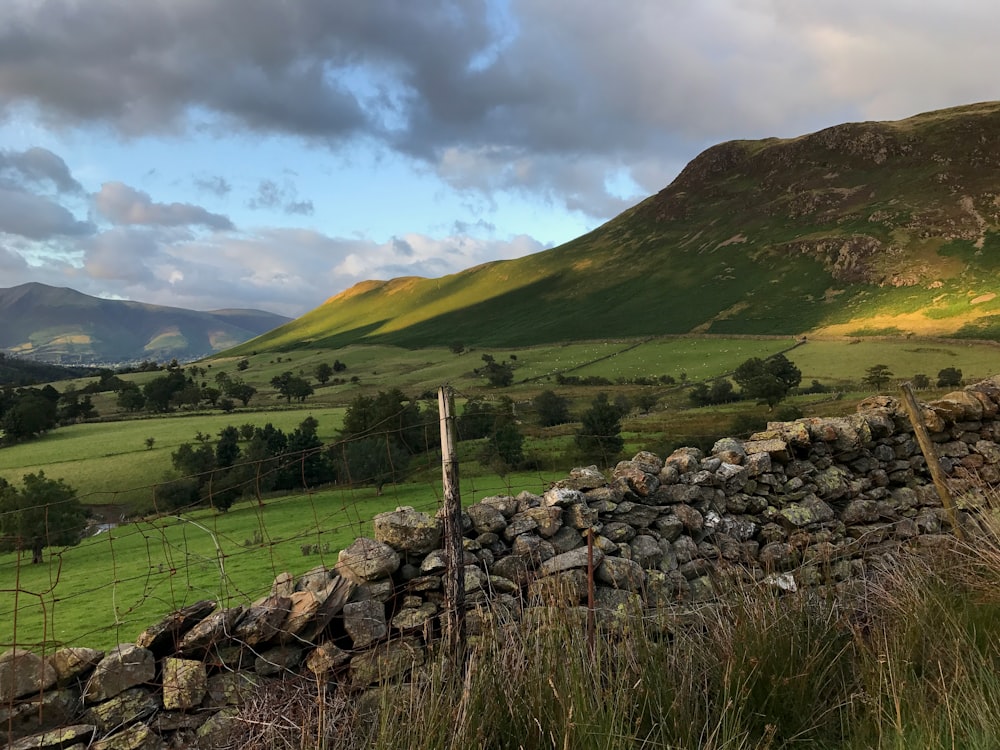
[7,377,1000,749]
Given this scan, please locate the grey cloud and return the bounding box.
[285,200,314,216]
[0,187,93,239]
[247,179,314,215]
[0,242,28,272]
[194,175,232,196]
[247,180,282,210]
[83,228,161,284]
[2,1,998,221]
[0,147,83,193]
[391,237,414,257]
[452,218,496,235]
[0,0,450,136]
[94,182,234,230]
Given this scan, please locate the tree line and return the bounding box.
[155,389,441,512]
[0,383,97,445]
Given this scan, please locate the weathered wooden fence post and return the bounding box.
[899,382,965,541]
[586,528,596,657]
[437,385,466,661]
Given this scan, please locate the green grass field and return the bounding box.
[790,337,1000,386]
[9,335,999,510]
[0,408,347,508]
[0,470,561,650]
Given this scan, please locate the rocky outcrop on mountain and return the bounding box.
[6,377,1000,748]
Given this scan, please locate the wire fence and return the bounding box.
[0,385,621,653]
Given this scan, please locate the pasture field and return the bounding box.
[788,337,1000,386]
[11,335,1000,513]
[0,408,346,508]
[563,337,795,382]
[208,336,1000,400]
[0,470,561,650]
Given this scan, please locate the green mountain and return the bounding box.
[0,283,291,365]
[236,101,1000,353]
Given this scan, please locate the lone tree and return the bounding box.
[937,367,963,387]
[1,390,59,443]
[475,354,515,387]
[315,363,334,384]
[733,354,802,409]
[574,392,625,466]
[270,372,314,403]
[222,377,257,407]
[0,472,86,563]
[336,389,438,492]
[336,436,410,496]
[862,364,894,391]
[534,390,571,427]
[482,399,524,475]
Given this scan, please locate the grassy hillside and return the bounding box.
[230,101,1000,354]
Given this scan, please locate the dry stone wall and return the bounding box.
[5,378,1000,749]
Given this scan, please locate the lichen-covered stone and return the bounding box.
[336,537,400,582]
[85,687,159,732]
[349,639,425,688]
[612,461,660,497]
[47,647,104,686]
[539,546,603,576]
[528,569,588,606]
[1,649,57,701]
[254,646,303,677]
[84,645,155,704]
[295,565,332,593]
[343,599,387,649]
[554,467,607,492]
[513,506,563,538]
[177,605,244,655]
[135,599,215,657]
[742,438,790,461]
[373,506,442,554]
[1,688,80,744]
[391,602,438,632]
[161,658,207,711]
[467,502,508,534]
[232,595,291,647]
[778,496,835,528]
[203,672,259,708]
[8,724,96,750]
[596,556,645,592]
[306,642,351,680]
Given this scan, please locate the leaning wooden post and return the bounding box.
[437,386,466,661]
[899,382,965,541]
[586,528,596,658]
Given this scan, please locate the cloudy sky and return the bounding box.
[1,0,997,318]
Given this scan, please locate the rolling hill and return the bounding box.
[0,283,291,365]
[229,101,1000,354]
